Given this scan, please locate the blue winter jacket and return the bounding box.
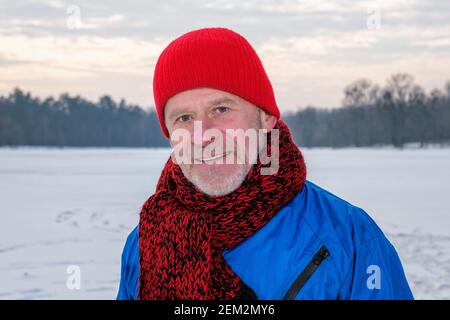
[117,180,414,300]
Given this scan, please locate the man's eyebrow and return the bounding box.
[207,96,237,107]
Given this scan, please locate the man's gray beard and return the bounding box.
[180,162,253,197]
[180,135,268,196]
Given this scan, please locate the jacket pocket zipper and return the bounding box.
[283,245,330,300]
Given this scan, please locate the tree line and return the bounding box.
[285,73,450,148]
[0,73,449,148]
[0,91,168,147]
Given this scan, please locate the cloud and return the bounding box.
[0,0,449,109]
[258,30,380,58]
[0,32,168,77]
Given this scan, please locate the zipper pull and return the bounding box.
[313,246,330,265]
[282,245,331,299]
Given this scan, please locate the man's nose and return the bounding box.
[192,115,215,148]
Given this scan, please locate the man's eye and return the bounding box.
[215,106,229,114]
[177,114,192,123]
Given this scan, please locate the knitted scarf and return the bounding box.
[138,120,307,300]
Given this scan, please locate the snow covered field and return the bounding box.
[0,147,449,299]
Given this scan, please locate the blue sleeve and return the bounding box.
[116,226,140,300]
[339,235,414,300]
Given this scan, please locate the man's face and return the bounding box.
[165,88,276,196]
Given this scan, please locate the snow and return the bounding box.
[0,147,449,299]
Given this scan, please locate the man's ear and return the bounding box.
[259,109,277,131]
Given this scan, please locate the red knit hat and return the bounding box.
[153,27,280,138]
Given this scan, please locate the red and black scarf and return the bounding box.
[138,120,307,299]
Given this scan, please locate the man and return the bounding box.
[117,27,413,300]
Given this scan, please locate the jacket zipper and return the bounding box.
[283,245,330,300]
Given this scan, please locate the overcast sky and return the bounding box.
[1,0,449,111]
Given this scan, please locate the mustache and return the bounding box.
[171,143,260,165]
[194,150,233,162]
